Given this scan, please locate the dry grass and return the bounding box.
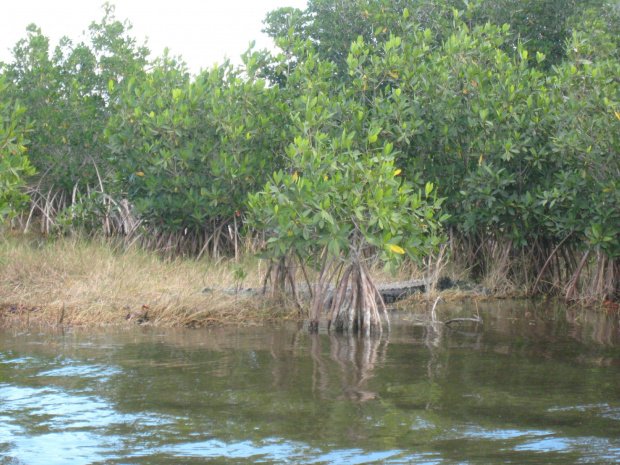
[0,234,523,329]
[0,234,297,328]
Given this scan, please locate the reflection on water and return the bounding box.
[0,301,618,464]
[310,333,387,402]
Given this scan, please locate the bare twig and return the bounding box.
[532,232,573,294]
[430,295,442,322]
[444,317,483,325]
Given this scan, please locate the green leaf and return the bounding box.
[425,183,434,197]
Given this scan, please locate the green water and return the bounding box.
[1,301,619,464]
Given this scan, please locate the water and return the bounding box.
[0,301,619,464]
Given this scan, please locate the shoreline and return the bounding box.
[1,235,614,330]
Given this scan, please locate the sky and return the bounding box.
[0,0,308,75]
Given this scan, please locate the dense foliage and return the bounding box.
[105,52,289,251]
[261,0,620,302]
[1,5,149,232]
[0,1,618,306]
[0,77,34,222]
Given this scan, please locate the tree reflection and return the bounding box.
[310,332,388,402]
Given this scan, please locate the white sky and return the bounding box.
[0,0,307,75]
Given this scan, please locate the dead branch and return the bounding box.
[443,317,484,325]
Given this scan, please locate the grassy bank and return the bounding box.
[0,234,451,329]
[6,234,606,329]
[0,234,295,328]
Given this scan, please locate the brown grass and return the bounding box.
[1,234,537,330]
[0,234,297,328]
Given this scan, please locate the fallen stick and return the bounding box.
[406,316,483,326]
[443,317,483,325]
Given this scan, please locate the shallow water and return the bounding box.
[1,301,619,464]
